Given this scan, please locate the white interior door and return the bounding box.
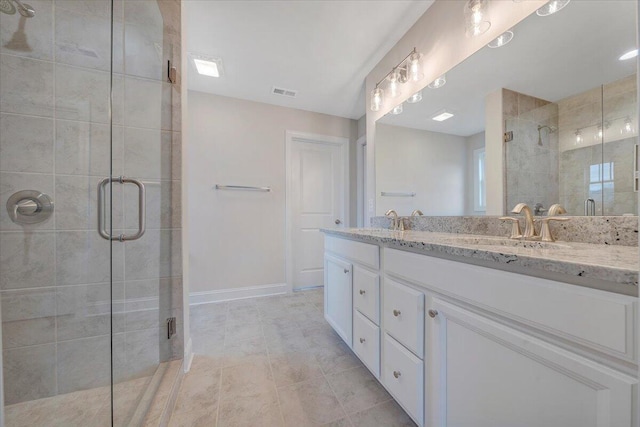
[288,132,347,290]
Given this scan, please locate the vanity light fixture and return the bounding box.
[536,0,570,17]
[487,31,514,48]
[574,129,582,145]
[370,86,384,112]
[407,91,423,104]
[369,48,423,111]
[464,0,491,37]
[432,110,454,122]
[619,49,638,61]
[190,54,223,77]
[428,74,447,89]
[391,103,404,115]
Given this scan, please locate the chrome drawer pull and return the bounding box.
[344,268,350,274]
[359,289,366,295]
[428,309,438,318]
[359,338,366,344]
[393,309,401,317]
[393,370,401,379]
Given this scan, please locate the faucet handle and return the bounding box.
[548,204,567,216]
[499,216,522,239]
[536,217,569,242]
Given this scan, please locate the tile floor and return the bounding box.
[169,288,416,427]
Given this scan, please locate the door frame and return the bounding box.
[285,130,350,293]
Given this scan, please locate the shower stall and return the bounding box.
[0,0,183,425]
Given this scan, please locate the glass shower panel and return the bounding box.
[0,0,116,425]
[602,74,638,216]
[112,0,182,425]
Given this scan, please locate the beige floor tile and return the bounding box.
[348,400,417,427]
[173,363,221,414]
[168,408,217,427]
[326,367,391,414]
[222,336,269,368]
[310,339,362,375]
[220,360,276,399]
[224,320,263,343]
[321,418,352,427]
[269,350,324,387]
[278,377,345,427]
[217,389,283,427]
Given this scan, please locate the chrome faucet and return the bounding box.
[537,204,569,242]
[511,203,537,238]
[411,210,423,216]
[385,209,399,230]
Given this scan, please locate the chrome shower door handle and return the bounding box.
[97,177,146,242]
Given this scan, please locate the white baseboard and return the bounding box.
[189,283,288,306]
[183,337,193,373]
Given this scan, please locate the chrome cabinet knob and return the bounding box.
[393,309,401,317]
[359,338,366,343]
[343,268,349,274]
[428,309,438,318]
[359,289,366,295]
[335,219,342,225]
[393,370,401,379]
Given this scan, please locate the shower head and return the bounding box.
[537,125,557,146]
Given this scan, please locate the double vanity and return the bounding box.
[322,224,638,427]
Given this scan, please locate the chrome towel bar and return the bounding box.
[215,184,271,192]
[380,191,416,197]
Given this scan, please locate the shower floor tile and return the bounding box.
[170,289,416,427]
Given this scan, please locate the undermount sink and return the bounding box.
[441,235,571,250]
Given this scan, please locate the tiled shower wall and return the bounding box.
[504,89,560,212]
[558,74,638,216]
[0,0,182,405]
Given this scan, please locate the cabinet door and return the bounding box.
[427,298,637,427]
[324,255,353,347]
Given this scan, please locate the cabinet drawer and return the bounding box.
[384,278,424,358]
[325,236,379,270]
[353,310,380,378]
[353,266,380,324]
[383,333,424,426]
[385,248,637,362]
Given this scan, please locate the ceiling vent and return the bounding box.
[271,86,297,98]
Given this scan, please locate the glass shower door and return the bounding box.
[0,0,116,425]
[0,0,181,425]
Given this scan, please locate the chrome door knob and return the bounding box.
[393,309,401,317]
[359,289,366,295]
[428,309,438,318]
[335,219,342,225]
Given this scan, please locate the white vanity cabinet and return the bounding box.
[324,254,353,346]
[323,235,638,427]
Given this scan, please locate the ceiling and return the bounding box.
[379,0,637,136]
[185,1,434,120]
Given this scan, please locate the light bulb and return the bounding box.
[408,52,423,82]
[594,125,603,141]
[465,0,490,37]
[370,87,384,112]
[391,103,403,115]
[428,74,446,89]
[388,69,400,98]
[407,91,422,104]
[574,129,582,145]
[624,117,633,134]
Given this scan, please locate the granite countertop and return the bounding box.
[322,228,639,295]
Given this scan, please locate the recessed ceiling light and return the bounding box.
[432,110,454,122]
[619,49,638,61]
[487,31,514,48]
[189,53,224,77]
[536,0,570,17]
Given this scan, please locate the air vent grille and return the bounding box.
[272,86,297,98]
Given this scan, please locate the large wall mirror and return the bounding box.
[375,0,637,217]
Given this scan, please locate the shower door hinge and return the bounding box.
[167,60,177,84]
[167,316,177,339]
[504,131,513,143]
